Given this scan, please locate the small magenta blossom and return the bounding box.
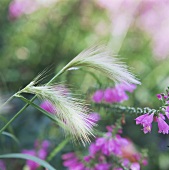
[88,112,101,123]
[0,160,6,170]
[22,150,39,170]
[92,83,136,104]
[121,84,136,93]
[156,94,162,100]
[40,100,55,114]
[62,126,147,170]
[130,162,140,170]
[92,90,104,103]
[9,0,38,19]
[135,113,154,134]
[62,152,75,160]
[62,152,85,170]
[104,88,115,103]
[22,140,50,170]
[156,114,169,134]
[94,163,111,170]
[89,142,100,156]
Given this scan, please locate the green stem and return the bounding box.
[17,95,59,123]
[0,102,29,135]
[47,138,70,161]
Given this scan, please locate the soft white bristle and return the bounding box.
[67,45,140,85]
[22,84,96,145]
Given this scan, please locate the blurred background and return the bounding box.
[1,0,169,169]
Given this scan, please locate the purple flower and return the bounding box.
[38,148,48,160]
[156,94,162,100]
[118,83,137,93]
[41,140,50,149]
[0,160,6,170]
[103,86,129,104]
[62,152,76,160]
[104,88,114,103]
[135,114,149,125]
[63,158,79,167]
[92,90,104,103]
[135,113,154,134]
[96,137,107,147]
[93,83,136,104]
[22,150,39,170]
[88,113,101,123]
[157,115,169,134]
[9,0,38,19]
[84,155,92,162]
[69,163,85,170]
[122,159,130,167]
[89,143,100,156]
[40,100,55,114]
[22,140,50,170]
[130,162,140,170]
[142,159,148,166]
[94,163,111,170]
[62,152,85,170]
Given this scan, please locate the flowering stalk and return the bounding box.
[95,103,153,116]
[134,87,169,134]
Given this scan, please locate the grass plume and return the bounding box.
[20,83,96,145]
[64,45,140,85]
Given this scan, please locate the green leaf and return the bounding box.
[2,131,19,144]
[0,153,56,170]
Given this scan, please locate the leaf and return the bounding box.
[0,153,56,170]
[2,131,19,144]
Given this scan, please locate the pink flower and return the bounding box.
[62,152,84,170]
[88,112,101,123]
[89,143,100,156]
[118,83,137,93]
[157,115,169,134]
[104,88,114,103]
[135,114,149,125]
[62,152,76,160]
[40,100,55,114]
[9,0,38,19]
[83,155,92,162]
[22,150,39,170]
[142,159,148,166]
[22,140,50,170]
[135,113,154,134]
[0,160,6,170]
[130,162,140,170]
[94,163,111,170]
[156,94,162,100]
[92,90,104,103]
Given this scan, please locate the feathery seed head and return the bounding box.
[66,45,140,85]
[21,84,96,145]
